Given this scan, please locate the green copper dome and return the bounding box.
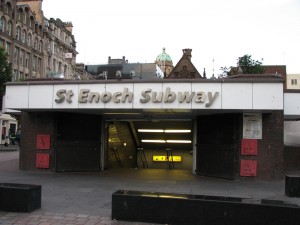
[156,48,172,62]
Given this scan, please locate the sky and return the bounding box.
[42,0,300,77]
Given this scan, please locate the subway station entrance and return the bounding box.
[6,78,284,180]
[54,111,238,179]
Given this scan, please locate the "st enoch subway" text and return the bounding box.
[55,87,219,107]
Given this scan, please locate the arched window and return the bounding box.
[0,16,5,32]
[7,21,12,35]
[6,2,12,17]
[16,26,21,40]
[27,33,32,47]
[34,37,38,50]
[21,29,26,44]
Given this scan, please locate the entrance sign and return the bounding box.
[5,81,283,111]
[54,87,219,107]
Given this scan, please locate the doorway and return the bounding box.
[103,120,194,171]
[55,113,101,172]
[196,114,239,179]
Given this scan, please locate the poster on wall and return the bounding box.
[240,160,257,177]
[36,153,50,169]
[243,113,262,139]
[36,134,51,149]
[241,139,258,155]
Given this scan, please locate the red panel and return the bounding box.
[240,160,257,177]
[36,153,50,169]
[36,134,51,150]
[241,139,258,156]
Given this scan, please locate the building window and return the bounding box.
[16,26,21,40]
[37,57,41,73]
[0,16,5,32]
[25,52,30,68]
[27,33,31,47]
[53,59,56,71]
[7,21,12,35]
[0,38,4,47]
[38,40,42,52]
[13,70,18,82]
[18,9,24,22]
[47,56,51,69]
[21,30,26,44]
[20,50,24,66]
[5,42,11,56]
[13,47,19,64]
[32,56,36,71]
[6,2,12,17]
[29,17,34,29]
[291,79,298,85]
[24,8,29,24]
[34,38,38,50]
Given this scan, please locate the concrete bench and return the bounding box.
[286,175,300,197]
[112,190,300,225]
[0,183,41,212]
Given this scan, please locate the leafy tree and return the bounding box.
[237,54,264,74]
[220,54,264,76]
[0,46,12,109]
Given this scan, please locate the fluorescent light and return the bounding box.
[166,140,192,143]
[165,129,191,133]
[138,129,191,133]
[138,129,164,133]
[141,140,166,143]
[104,113,141,115]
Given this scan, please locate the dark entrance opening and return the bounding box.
[55,113,101,172]
[196,114,239,179]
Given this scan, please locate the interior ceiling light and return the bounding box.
[138,129,164,133]
[141,140,192,143]
[165,130,191,133]
[104,113,141,115]
[166,140,192,143]
[141,140,166,143]
[138,129,191,133]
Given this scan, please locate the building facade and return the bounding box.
[0,0,86,81]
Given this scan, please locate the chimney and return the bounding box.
[182,49,192,60]
[64,22,73,33]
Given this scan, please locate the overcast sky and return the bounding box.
[42,0,300,77]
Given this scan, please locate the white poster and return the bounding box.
[243,113,262,139]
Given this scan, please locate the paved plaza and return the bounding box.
[0,148,300,224]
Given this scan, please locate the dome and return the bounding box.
[156,48,172,63]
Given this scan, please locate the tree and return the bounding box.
[237,54,264,74]
[220,54,264,76]
[0,46,12,109]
